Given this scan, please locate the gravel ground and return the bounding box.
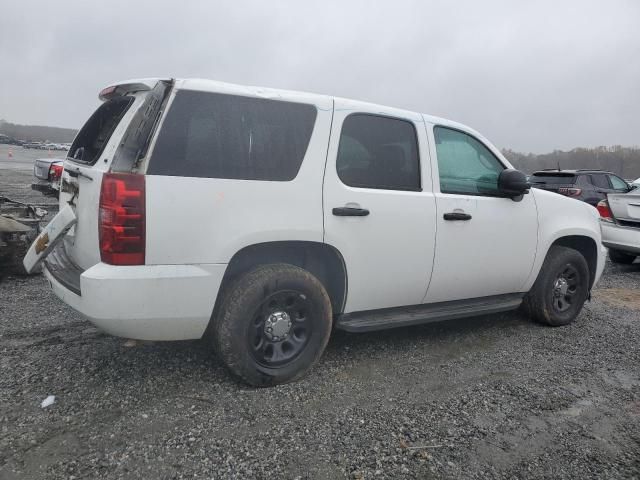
[1,165,639,479]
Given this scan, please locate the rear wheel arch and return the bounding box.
[548,235,598,289]
[211,241,348,326]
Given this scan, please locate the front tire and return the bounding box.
[523,246,590,326]
[212,264,332,387]
[608,249,636,265]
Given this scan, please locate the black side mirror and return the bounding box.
[498,169,530,198]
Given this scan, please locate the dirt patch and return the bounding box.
[594,288,640,310]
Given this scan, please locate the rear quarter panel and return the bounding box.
[144,92,333,265]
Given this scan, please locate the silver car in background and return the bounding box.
[31,158,64,197]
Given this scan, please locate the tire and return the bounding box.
[523,246,590,327]
[608,249,636,265]
[212,264,332,387]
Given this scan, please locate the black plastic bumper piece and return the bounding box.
[44,242,83,296]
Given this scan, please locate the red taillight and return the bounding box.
[596,199,613,222]
[49,163,63,180]
[558,187,582,197]
[99,85,117,99]
[99,173,145,265]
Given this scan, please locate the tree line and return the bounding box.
[502,146,640,179]
[0,120,77,143]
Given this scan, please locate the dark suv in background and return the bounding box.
[529,169,631,206]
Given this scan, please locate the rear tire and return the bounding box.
[608,249,636,265]
[523,246,590,327]
[212,264,332,387]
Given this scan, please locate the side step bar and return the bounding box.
[335,293,525,333]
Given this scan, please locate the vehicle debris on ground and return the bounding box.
[0,195,47,278]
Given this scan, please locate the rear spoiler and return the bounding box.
[98,78,170,101]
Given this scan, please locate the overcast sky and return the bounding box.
[1,0,638,152]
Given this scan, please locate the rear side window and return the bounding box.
[336,114,421,191]
[69,96,134,165]
[148,91,317,181]
[590,174,610,189]
[576,175,590,186]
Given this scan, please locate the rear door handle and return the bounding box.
[332,207,370,217]
[443,212,472,221]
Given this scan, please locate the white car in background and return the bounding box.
[24,78,606,386]
[598,191,640,264]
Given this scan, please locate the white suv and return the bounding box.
[25,78,606,386]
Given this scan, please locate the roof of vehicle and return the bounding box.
[102,77,492,147]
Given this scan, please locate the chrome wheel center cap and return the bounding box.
[554,277,569,297]
[264,311,292,341]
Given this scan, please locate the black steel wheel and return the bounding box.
[523,246,590,326]
[249,290,314,367]
[212,264,332,386]
[550,264,581,313]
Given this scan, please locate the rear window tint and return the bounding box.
[148,91,317,181]
[530,174,576,185]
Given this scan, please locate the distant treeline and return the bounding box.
[502,146,640,179]
[0,120,77,143]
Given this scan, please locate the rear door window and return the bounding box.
[336,114,421,191]
[148,91,317,181]
[590,174,611,189]
[576,175,590,186]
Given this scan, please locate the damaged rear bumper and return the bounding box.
[44,260,226,341]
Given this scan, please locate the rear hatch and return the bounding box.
[529,172,578,194]
[529,172,582,198]
[608,191,640,228]
[58,79,172,271]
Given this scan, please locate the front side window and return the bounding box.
[608,174,629,191]
[434,127,505,195]
[148,91,317,181]
[336,114,421,191]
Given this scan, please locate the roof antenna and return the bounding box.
[557,161,561,171]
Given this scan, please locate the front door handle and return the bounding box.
[332,207,370,217]
[443,212,472,221]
